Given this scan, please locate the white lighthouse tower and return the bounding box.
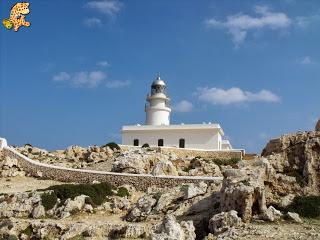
[145,75,171,125]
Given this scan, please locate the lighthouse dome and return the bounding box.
[152,76,166,87]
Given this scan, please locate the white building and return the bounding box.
[121,76,233,150]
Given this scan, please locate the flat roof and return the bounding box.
[122,123,224,135]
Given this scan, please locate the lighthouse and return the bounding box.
[121,74,234,151]
[145,76,171,125]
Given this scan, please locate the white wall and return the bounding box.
[122,128,222,150]
[0,138,7,149]
[145,108,170,126]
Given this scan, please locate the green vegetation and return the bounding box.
[67,235,85,240]
[287,195,320,218]
[46,183,115,206]
[101,142,121,151]
[117,187,130,197]
[182,165,195,172]
[20,225,32,237]
[141,143,150,148]
[41,192,58,211]
[7,235,18,240]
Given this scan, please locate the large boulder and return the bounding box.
[150,215,196,240]
[262,131,320,195]
[219,159,272,222]
[261,206,282,222]
[181,182,207,200]
[126,195,157,222]
[208,210,241,235]
[32,204,46,218]
[286,212,303,223]
[151,160,178,176]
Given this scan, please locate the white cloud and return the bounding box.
[173,100,194,113]
[85,0,123,17]
[196,87,280,105]
[52,71,106,88]
[97,61,110,67]
[73,71,106,88]
[105,80,130,88]
[205,5,292,46]
[84,17,102,27]
[299,56,313,65]
[53,72,70,81]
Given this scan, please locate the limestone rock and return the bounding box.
[32,204,46,218]
[60,195,87,218]
[286,212,303,223]
[278,194,295,209]
[112,155,147,174]
[123,225,147,238]
[261,206,282,222]
[151,160,178,176]
[181,182,207,199]
[126,195,157,222]
[316,119,320,132]
[220,163,268,222]
[262,131,320,195]
[150,215,196,240]
[208,210,241,235]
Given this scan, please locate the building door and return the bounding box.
[179,138,185,148]
[133,139,139,146]
[158,139,164,147]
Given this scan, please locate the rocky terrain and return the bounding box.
[0,122,320,239]
[13,144,223,177]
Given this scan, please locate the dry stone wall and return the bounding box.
[2,147,222,191]
[120,145,243,160]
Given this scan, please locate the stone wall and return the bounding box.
[120,145,244,160]
[2,147,222,191]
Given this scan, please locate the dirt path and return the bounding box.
[0,176,64,194]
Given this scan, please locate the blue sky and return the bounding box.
[1,0,319,153]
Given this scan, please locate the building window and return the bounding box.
[179,138,185,148]
[133,139,139,146]
[158,139,164,147]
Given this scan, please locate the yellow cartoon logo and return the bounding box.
[2,18,13,30]
[2,2,31,32]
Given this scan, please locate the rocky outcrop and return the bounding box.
[14,144,114,169]
[286,212,303,223]
[0,154,25,177]
[126,195,158,222]
[208,210,241,235]
[151,160,178,176]
[262,131,320,195]
[112,148,175,174]
[150,215,196,240]
[181,182,207,199]
[261,206,282,222]
[316,119,320,132]
[219,158,273,222]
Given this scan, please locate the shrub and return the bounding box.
[7,235,18,240]
[117,187,130,197]
[182,165,194,172]
[20,226,32,237]
[41,192,58,211]
[68,235,85,240]
[46,183,115,206]
[287,195,320,218]
[102,142,121,151]
[141,143,149,148]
